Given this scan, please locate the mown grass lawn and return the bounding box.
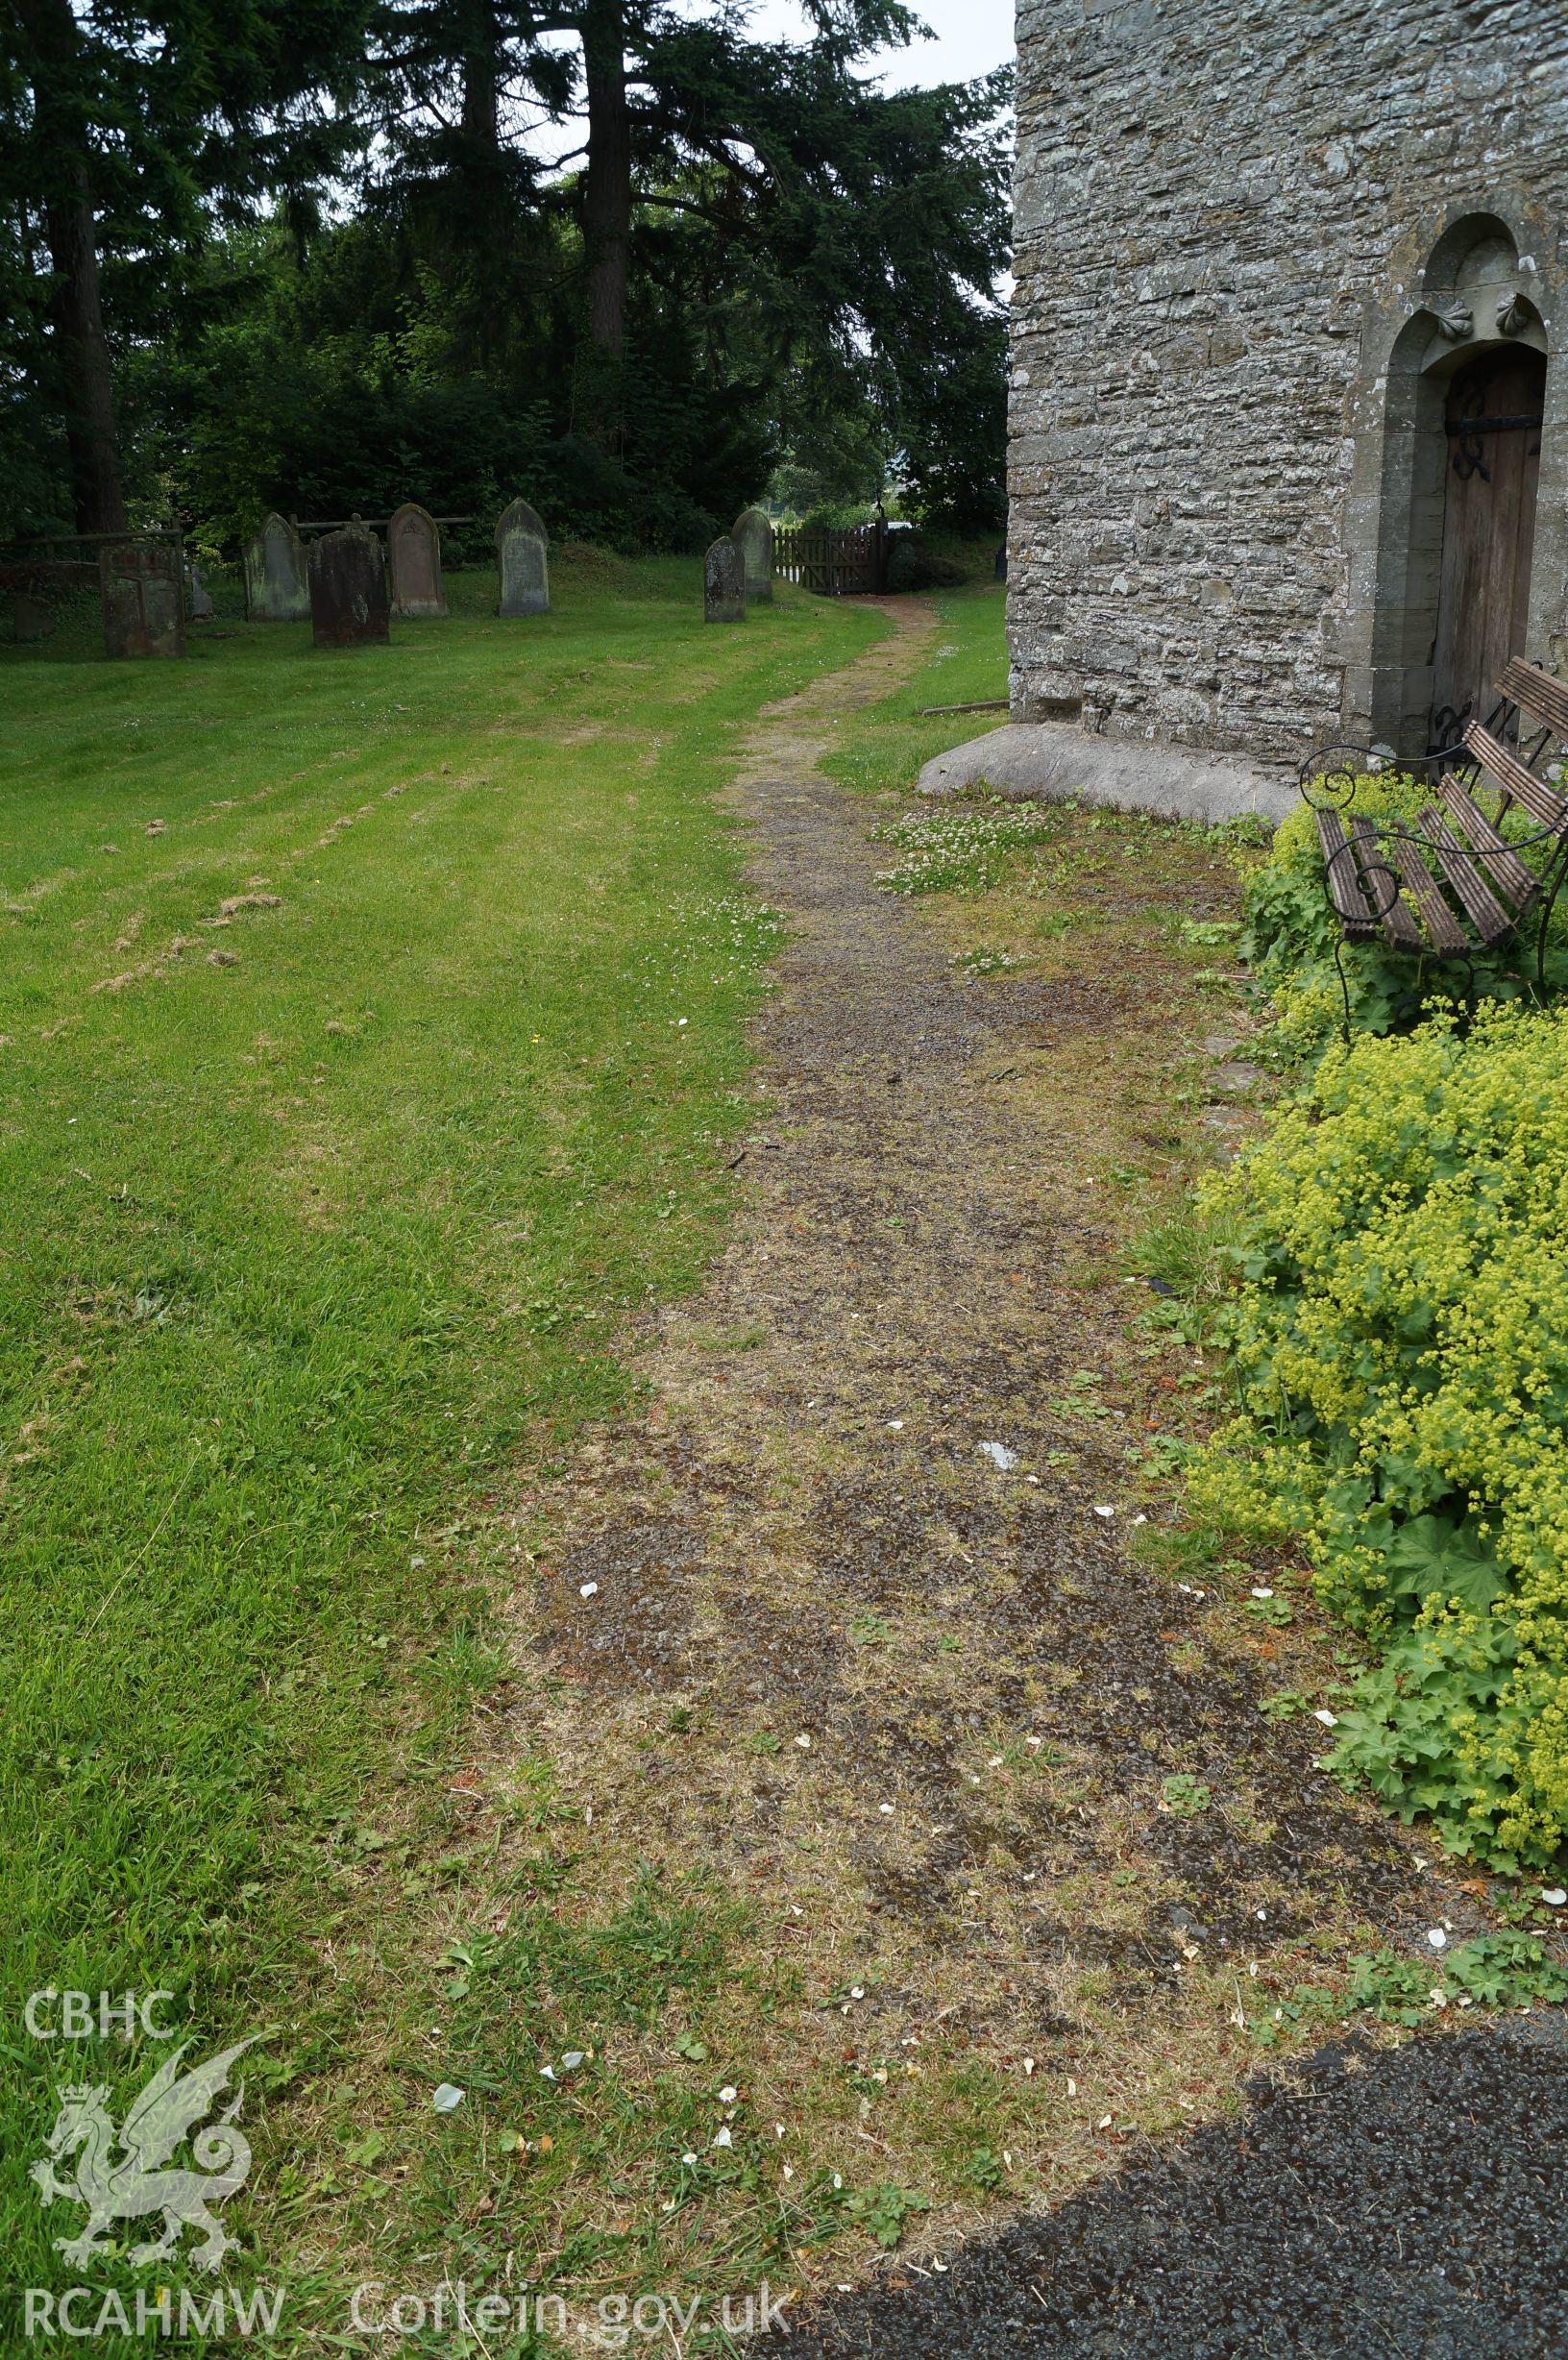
[0,555,884,2333]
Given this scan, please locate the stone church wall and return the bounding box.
[1009,0,1568,767]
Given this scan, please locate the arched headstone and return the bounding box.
[307,523,390,649]
[243,513,309,622]
[389,502,447,619]
[100,539,184,659]
[496,498,551,616]
[703,536,745,624]
[732,507,773,602]
[187,562,215,621]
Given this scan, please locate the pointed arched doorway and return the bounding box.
[1431,343,1546,746]
[1358,211,1560,764]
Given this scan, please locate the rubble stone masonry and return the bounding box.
[1009,0,1568,767]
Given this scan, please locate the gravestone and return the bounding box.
[388,502,447,618]
[307,523,390,648]
[703,536,745,624]
[12,591,52,643]
[732,506,773,602]
[99,538,184,659]
[187,563,214,621]
[243,513,309,621]
[496,497,550,616]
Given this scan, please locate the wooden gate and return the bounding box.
[1431,348,1545,747]
[772,520,889,597]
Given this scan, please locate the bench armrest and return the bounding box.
[1297,743,1448,809]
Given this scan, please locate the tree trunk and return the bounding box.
[580,0,630,444]
[44,165,127,535]
[20,0,127,534]
[459,0,501,150]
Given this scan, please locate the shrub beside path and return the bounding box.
[453,602,1566,2338]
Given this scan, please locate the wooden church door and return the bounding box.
[1431,347,1546,747]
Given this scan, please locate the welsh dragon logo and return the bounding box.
[30,2038,257,2272]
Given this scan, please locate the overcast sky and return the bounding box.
[747,0,1016,90]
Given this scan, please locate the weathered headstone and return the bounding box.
[99,538,184,659]
[496,497,550,617]
[388,502,448,618]
[12,590,53,644]
[243,513,309,621]
[187,563,215,621]
[703,536,745,624]
[732,506,773,602]
[306,523,390,649]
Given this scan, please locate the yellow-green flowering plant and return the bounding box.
[1190,1003,1568,1869]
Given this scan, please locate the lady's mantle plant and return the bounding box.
[1192,1003,1568,1870]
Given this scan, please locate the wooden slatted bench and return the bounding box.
[1302,657,1568,1035]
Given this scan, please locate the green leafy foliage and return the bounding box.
[1191,1003,1568,1867]
[2,0,1012,540]
[1247,1934,1567,2043]
[845,2182,931,2249]
[1346,1935,1568,2023]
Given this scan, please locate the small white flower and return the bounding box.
[681,2150,698,2166]
[719,2085,737,2103]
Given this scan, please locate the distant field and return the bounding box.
[0,555,884,2316]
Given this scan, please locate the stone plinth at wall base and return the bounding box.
[916,724,1298,831]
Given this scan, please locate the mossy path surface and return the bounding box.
[413,598,1488,2338]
